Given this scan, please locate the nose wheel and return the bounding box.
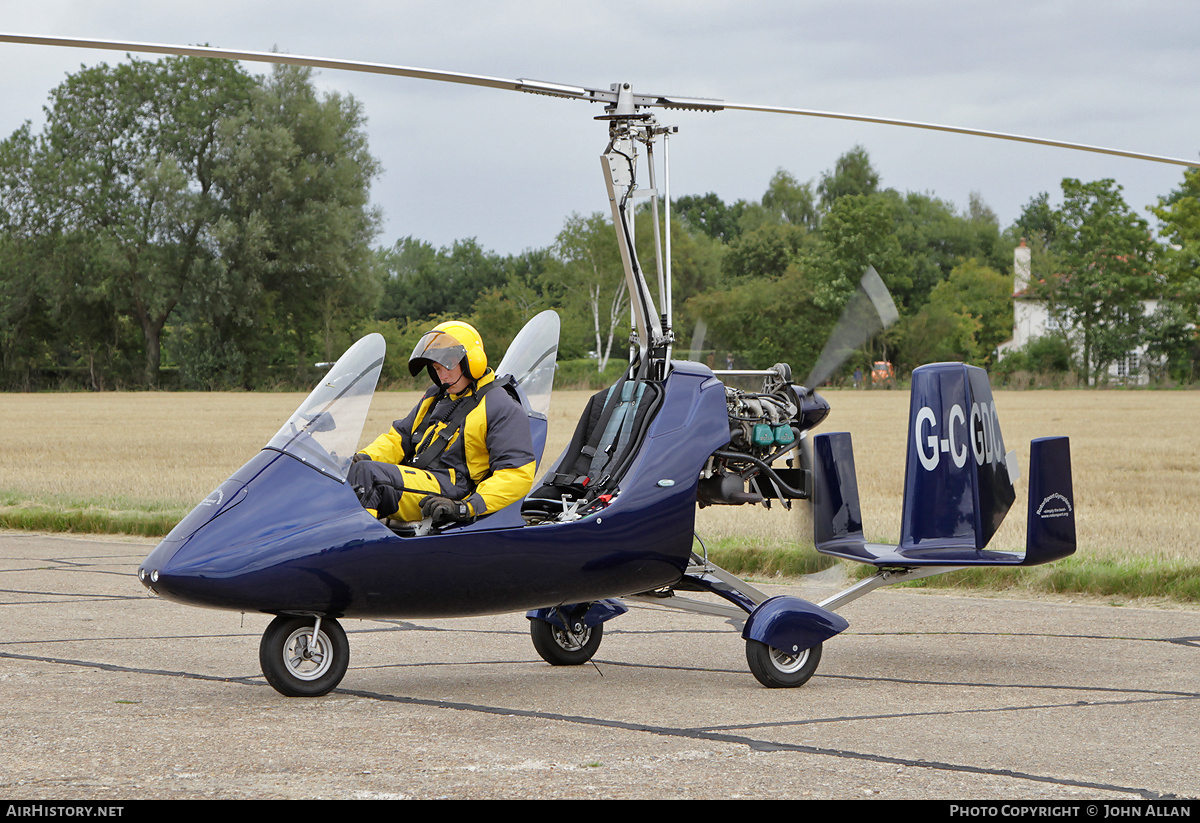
[259,615,349,696]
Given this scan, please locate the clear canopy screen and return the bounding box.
[266,333,385,481]
[495,310,559,418]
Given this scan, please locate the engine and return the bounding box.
[697,363,830,508]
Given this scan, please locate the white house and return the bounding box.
[997,240,1159,385]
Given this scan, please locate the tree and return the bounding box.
[686,181,912,378]
[721,222,810,281]
[816,145,880,212]
[0,118,143,389]
[686,262,829,374]
[1147,164,1200,381]
[804,193,908,312]
[896,259,1012,369]
[660,218,724,333]
[1150,165,1200,319]
[994,335,1074,382]
[673,192,746,243]
[551,212,629,371]
[377,236,439,323]
[896,301,982,369]
[499,247,557,320]
[1037,179,1157,384]
[1143,301,1197,382]
[210,63,382,380]
[1010,192,1059,248]
[377,233,510,332]
[886,190,1008,311]
[31,56,257,386]
[1,57,380,390]
[761,169,818,230]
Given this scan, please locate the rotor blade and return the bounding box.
[804,266,899,390]
[4,32,1195,168]
[718,99,1200,170]
[0,33,734,113]
[0,32,532,92]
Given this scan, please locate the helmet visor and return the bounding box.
[409,330,467,375]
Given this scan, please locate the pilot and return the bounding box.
[348,320,536,526]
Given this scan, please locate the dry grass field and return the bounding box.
[2,387,1198,570]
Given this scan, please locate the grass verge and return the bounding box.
[890,555,1200,603]
[0,491,187,538]
[700,536,1199,605]
[701,536,840,578]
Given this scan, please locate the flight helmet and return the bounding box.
[408,320,488,384]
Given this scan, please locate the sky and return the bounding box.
[2,1,1198,256]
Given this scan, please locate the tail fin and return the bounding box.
[901,362,1016,551]
[811,362,1075,567]
[1023,436,1076,565]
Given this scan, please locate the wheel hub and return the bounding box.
[556,625,590,652]
[769,646,809,674]
[285,628,332,681]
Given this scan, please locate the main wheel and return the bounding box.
[530,617,603,666]
[259,615,349,697]
[745,639,822,688]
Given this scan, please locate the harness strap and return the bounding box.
[587,380,641,479]
[548,377,644,495]
[409,380,497,471]
[548,378,622,487]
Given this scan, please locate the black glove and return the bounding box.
[352,453,372,463]
[420,495,473,524]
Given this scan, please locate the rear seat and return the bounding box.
[524,376,662,519]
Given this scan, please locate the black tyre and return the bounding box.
[259,615,349,697]
[745,639,821,688]
[530,617,603,666]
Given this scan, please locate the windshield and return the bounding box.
[266,333,385,481]
[496,310,559,418]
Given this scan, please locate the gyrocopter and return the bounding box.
[4,32,1191,696]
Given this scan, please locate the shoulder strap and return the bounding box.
[547,376,628,490]
[409,387,447,442]
[409,380,497,471]
[585,379,637,475]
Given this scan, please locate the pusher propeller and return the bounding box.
[803,266,899,392]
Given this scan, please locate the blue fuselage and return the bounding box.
[139,362,731,619]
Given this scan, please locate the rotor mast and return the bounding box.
[599,83,679,382]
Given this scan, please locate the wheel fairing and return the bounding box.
[742,595,849,653]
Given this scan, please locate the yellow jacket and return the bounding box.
[360,371,536,516]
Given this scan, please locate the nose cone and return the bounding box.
[139,476,251,591]
[139,449,389,614]
[797,389,831,432]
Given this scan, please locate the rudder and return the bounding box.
[900,362,1017,552]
